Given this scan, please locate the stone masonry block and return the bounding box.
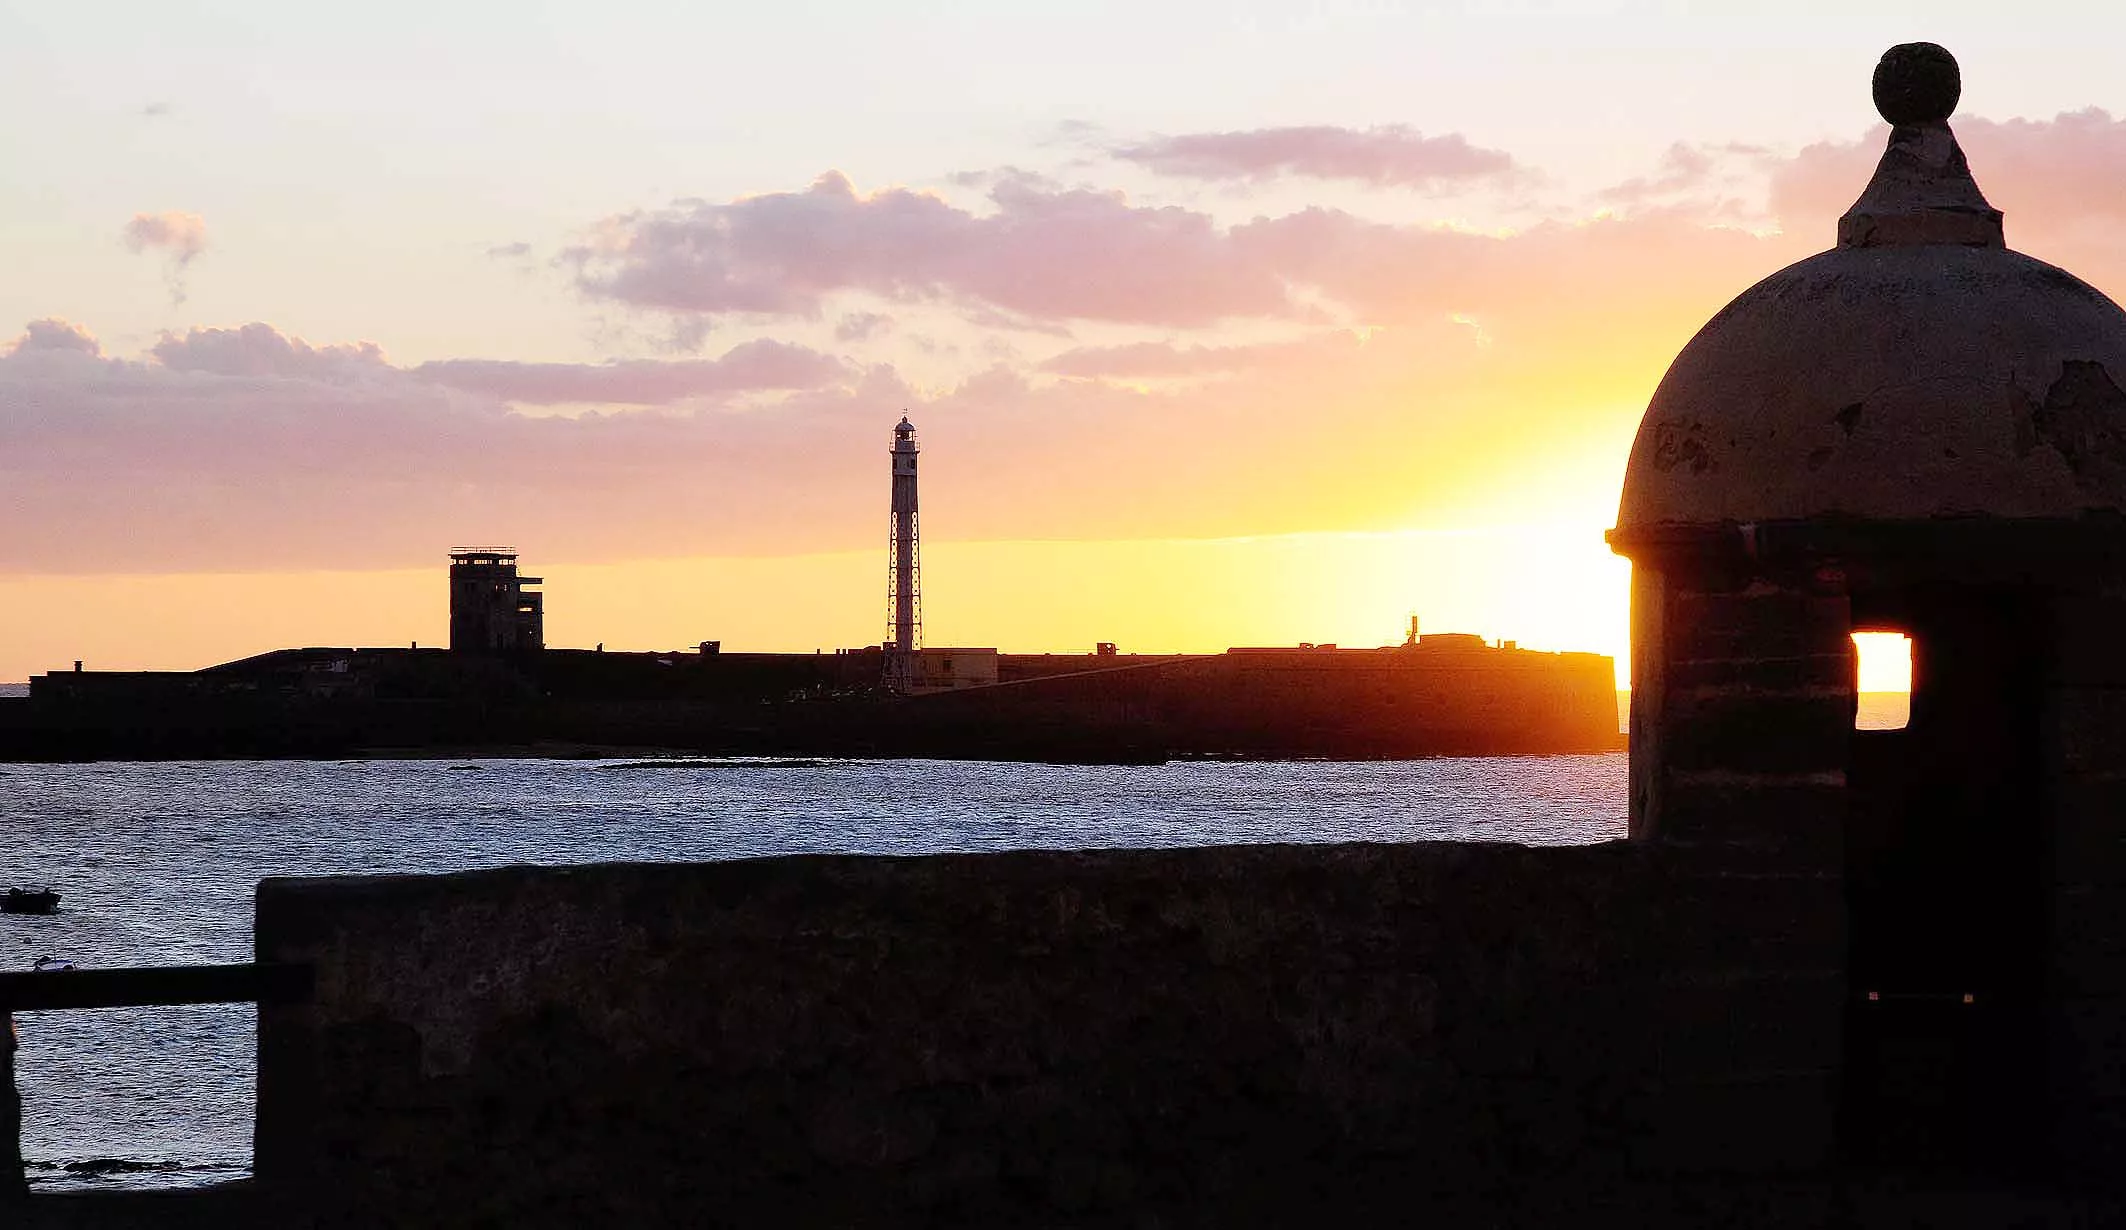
[1667,653,1856,692]
[1644,974,1845,1082]
[2051,783,2126,883]
[2049,597,2126,688]
[2049,936,2126,1000]
[1669,589,1852,662]
[1652,871,1845,977]
[1661,691,1852,776]
[1624,1072,1839,1174]
[2051,883,2126,958]
[1654,777,1845,864]
[2051,689,2126,777]
[2048,996,2126,1101]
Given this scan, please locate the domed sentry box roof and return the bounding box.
[1613,42,2126,557]
[1607,47,2126,1183]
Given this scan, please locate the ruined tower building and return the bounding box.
[1611,43,2126,1172]
[448,549,544,653]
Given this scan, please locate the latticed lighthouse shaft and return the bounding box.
[887,416,921,658]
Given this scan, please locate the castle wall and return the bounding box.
[1628,563,1854,859]
[1623,562,1852,1164]
[909,647,1620,759]
[2040,587,2126,1170]
[254,840,1842,1227]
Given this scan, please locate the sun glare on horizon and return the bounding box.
[1852,631,1913,694]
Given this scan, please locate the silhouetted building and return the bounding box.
[448,549,543,653]
[906,646,998,693]
[885,416,921,690]
[1612,42,2126,1175]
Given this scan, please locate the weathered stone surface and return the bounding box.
[2051,884,2126,958]
[1666,652,1855,692]
[1652,871,1845,979]
[250,841,1855,1227]
[1604,38,2126,1205]
[1644,974,1845,1080]
[2046,996,2126,1100]
[2049,784,2126,885]
[2044,596,2126,686]
[1655,776,1846,863]
[1658,690,1852,776]
[1667,590,1853,662]
[2049,689,2126,776]
[1871,43,1960,126]
[1624,1072,1841,1173]
[1616,249,2126,529]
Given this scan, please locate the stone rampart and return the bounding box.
[254,840,1841,1227]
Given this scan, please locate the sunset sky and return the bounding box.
[4,2,2123,689]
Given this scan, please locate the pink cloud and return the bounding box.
[1226,206,1799,353]
[568,160,1801,344]
[122,211,208,263]
[12,109,2126,580]
[143,324,849,405]
[0,328,876,573]
[568,171,1293,328]
[1594,142,1773,209]
[153,323,387,380]
[1040,337,1338,379]
[122,211,209,305]
[1771,110,2126,265]
[0,310,1602,576]
[414,339,852,404]
[11,319,101,357]
[1113,125,1519,189]
[834,312,893,343]
[564,111,2126,358]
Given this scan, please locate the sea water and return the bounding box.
[5,688,1917,1192]
[2,753,1629,1192]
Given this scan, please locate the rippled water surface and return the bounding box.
[1,753,1626,1190]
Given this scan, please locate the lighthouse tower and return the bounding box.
[885,415,921,689]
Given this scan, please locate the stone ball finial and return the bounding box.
[1873,42,1961,125]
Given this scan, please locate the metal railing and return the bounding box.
[1,963,311,1200]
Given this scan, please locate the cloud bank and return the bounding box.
[10,109,2126,579]
[1113,125,1520,189]
[414,339,852,404]
[567,171,1294,327]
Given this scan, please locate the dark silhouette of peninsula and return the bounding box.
[4,633,1619,763]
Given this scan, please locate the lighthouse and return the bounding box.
[885,415,921,689]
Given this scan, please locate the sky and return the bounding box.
[4,2,2124,689]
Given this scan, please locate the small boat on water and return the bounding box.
[3,887,60,915]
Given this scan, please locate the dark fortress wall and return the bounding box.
[8,645,1617,761]
[254,843,1841,1228]
[899,648,1622,759]
[2039,586,2126,1170]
